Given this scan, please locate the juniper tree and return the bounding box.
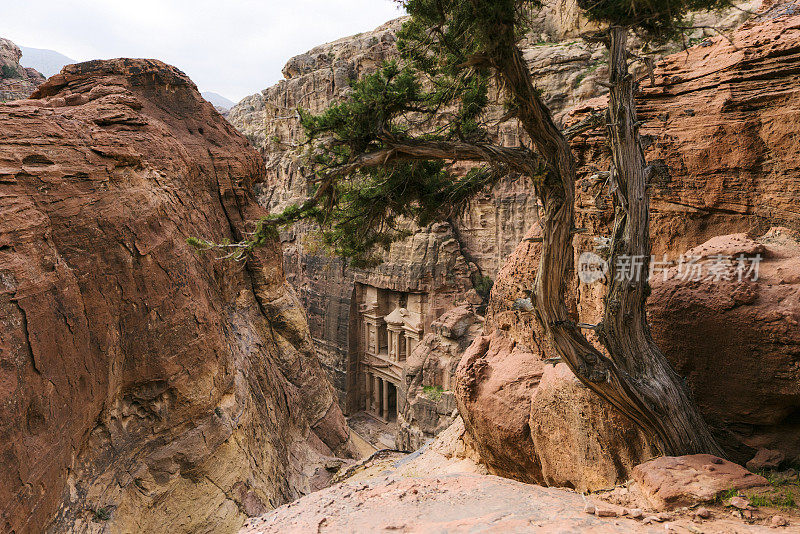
[194,0,736,457]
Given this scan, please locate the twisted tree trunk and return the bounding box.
[599,27,723,455]
[489,24,723,456]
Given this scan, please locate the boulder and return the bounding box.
[747,449,787,472]
[529,363,654,491]
[632,455,769,510]
[649,229,800,460]
[455,329,654,491]
[456,333,545,484]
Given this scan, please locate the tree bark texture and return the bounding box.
[600,27,723,455]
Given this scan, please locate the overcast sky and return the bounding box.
[3,0,404,103]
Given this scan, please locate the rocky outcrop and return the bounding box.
[397,306,482,451]
[0,37,46,102]
[574,2,800,459]
[456,2,800,488]
[0,59,350,533]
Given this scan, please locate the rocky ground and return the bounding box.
[241,426,799,533]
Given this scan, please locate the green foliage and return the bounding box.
[472,274,493,301]
[746,469,800,509]
[307,162,503,267]
[714,488,740,504]
[1,64,21,79]
[422,385,445,401]
[92,507,111,521]
[286,51,511,266]
[749,493,797,509]
[576,0,732,40]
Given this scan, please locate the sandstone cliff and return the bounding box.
[0,37,46,102]
[0,59,350,533]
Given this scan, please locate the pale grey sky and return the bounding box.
[3,0,404,102]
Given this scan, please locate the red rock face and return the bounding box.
[0,59,348,533]
[571,5,800,256]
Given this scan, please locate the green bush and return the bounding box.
[1,65,21,79]
[471,274,493,301]
[422,385,445,402]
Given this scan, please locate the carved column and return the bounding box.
[373,375,380,415]
[365,372,373,411]
[382,378,389,421]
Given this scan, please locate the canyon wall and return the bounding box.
[0,59,350,533]
[0,38,45,102]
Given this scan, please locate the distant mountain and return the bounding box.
[202,91,236,111]
[19,46,75,77]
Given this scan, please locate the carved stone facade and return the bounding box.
[351,284,426,422]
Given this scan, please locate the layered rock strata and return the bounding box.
[0,59,349,533]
